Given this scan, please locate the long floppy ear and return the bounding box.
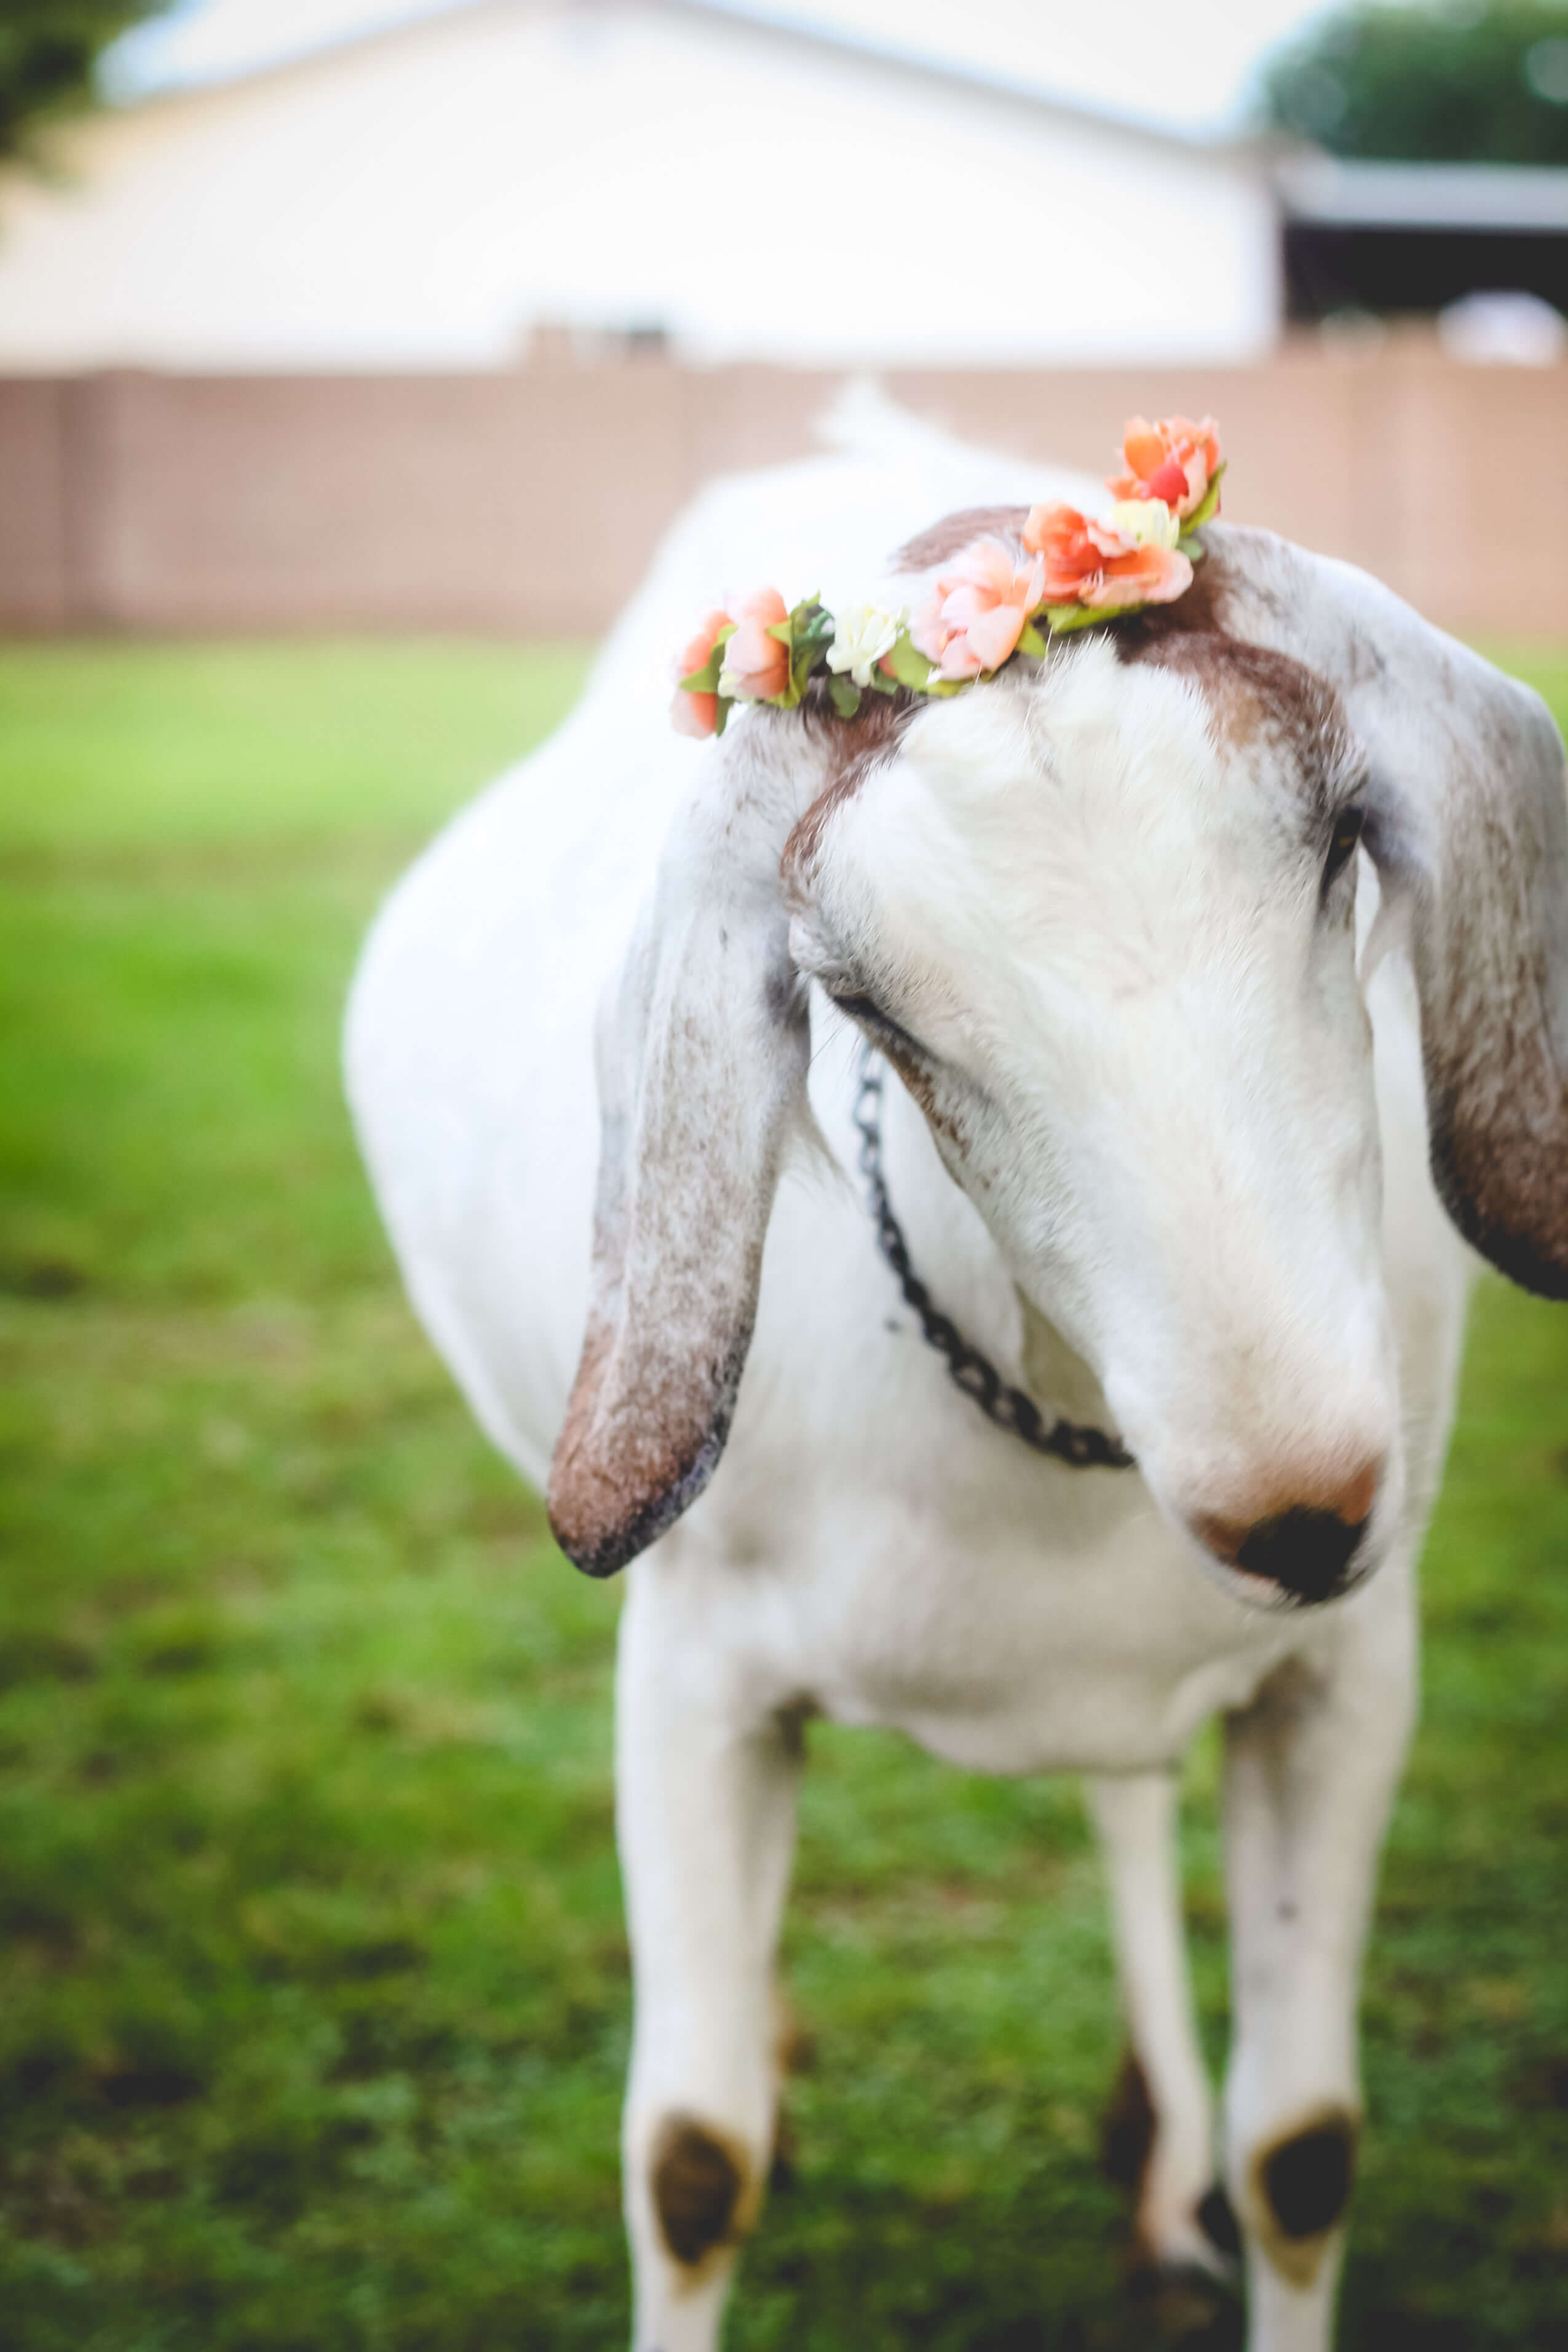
[547,730,812,1576]
[1214,528,1568,1297]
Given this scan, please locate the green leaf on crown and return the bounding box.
[679,620,737,695]
[793,600,836,703]
[1181,462,1225,534]
[828,675,861,721]
[763,596,834,710]
[880,631,938,691]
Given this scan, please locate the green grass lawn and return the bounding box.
[0,639,1565,2352]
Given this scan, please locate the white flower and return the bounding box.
[826,602,903,691]
[716,644,755,702]
[1106,499,1182,551]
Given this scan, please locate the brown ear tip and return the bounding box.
[1483,1233,1568,1304]
[1429,1141,1568,1302]
[545,1465,647,1580]
[547,1414,734,1580]
[546,1502,633,1580]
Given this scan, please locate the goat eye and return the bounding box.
[1323,807,1364,889]
[829,990,925,1058]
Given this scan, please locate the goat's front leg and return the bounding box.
[1222,1585,1417,2352]
[1089,1770,1234,2284]
[616,1570,803,2352]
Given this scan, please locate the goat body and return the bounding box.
[347,410,1567,2350]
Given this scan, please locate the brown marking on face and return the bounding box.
[1116,547,1364,831]
[1248,2105,1360,2287]
[1114,545,1235,649]
[650,2112,758,2275]
[780,688,919,887]
[778,695,975,1160]
[884,1037,970,1159]
[890,504,1032,573]
[1129,632,1357,818]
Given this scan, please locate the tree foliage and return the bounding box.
[1265,2,1568,162]
[0,1,173,162]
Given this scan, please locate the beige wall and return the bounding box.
[2,339,1562,639]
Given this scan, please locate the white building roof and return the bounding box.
[111,0,1328,139]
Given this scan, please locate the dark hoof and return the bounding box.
[1130,2259,1244,2345]
[1196,2181,1242,2267]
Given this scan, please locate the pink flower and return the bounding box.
[910,538,1047,681]
[1107,414,1222,520]
[671,604,733,737]
[717,587,791,703]
[1022,503,1192,612]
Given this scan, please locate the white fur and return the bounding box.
[346,416,1479,2352]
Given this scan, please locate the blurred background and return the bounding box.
[5,0,1568,632]
[0,5,1566,2348]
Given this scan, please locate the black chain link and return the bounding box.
[852,1044,1135,1471]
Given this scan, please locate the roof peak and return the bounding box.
[106,0,1250,152]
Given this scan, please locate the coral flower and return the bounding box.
[1023,502,1193,612]
[1108,414,1222,519]
[911,538,1047,681]
[671,604,733,737]
[718,587,791,703]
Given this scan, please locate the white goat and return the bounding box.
[345,406,1568,2352]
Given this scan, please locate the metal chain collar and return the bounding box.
[852,1045,1136,1472]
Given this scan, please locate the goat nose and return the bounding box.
[1232,1505,1368,1603]
[1194,1460,1382,1606]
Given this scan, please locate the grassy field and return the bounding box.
[0,639,1564,2352]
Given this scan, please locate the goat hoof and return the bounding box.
[1129,2257,1243,2345]
[1195,2181,1242,2270]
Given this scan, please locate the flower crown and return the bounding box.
[673,414,1224,738]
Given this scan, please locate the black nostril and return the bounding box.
[1234,1507,1367,1604]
